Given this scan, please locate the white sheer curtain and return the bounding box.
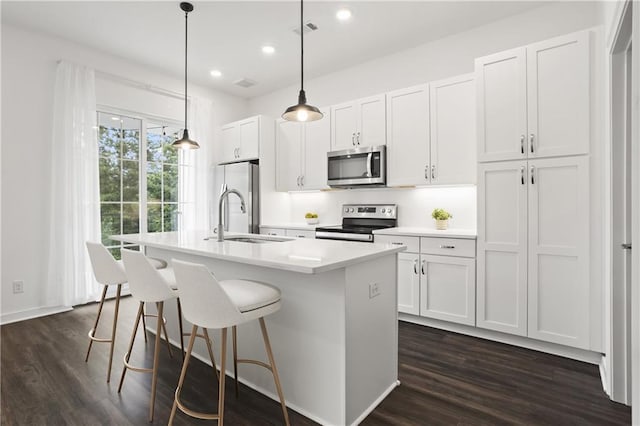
[180,96,213,232]
[46,61,101,308]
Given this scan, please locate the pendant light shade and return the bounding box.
[282,0,323,122]
[173,2,199,150]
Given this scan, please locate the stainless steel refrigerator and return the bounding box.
[212,162,260,234]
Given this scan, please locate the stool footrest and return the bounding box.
[88,328,113,343]
[174,388,220,420]
[122,352,153,374]
[237,359,272,372]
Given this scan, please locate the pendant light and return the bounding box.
[173,2,200,149]
[282,0,323,122]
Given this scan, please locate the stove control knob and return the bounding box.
[388,209,394,215]
[381,208,386,213]
[344,208,349,213]
[349,208,354,213]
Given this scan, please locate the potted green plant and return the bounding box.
[432,208,452,230]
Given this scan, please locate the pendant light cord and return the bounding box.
[184,9,189,129]
[300,0,304,92]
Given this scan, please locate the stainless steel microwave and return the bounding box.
[327,145,386,188]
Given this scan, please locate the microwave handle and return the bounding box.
[366,152,373,177]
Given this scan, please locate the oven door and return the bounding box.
[327,145,386,187]
[315,231,374,242]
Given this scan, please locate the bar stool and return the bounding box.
[119,249,199,422]
[169,259,290,426]
[85,242,167,382]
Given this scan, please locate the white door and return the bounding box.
[476,47,527,163]
[303,108,330,190]
[420,255,476,326]
[527,156,590,349]
[385,84,430,186]
[275,119,303,191]
[331,101,357,150]
[527,31,590,159]
[238,117,260,160]
[397,252,420,315]
[221,123,238,163]
[357,94,387,147]
[430,74,476,185]
[477,161,528,336]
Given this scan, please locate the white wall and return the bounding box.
[0,24,248,318]
[250,1,601,229]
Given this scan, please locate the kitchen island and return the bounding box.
[113,231,405,425]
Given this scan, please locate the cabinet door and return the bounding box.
[221,124,239,163]
[430,74,476,185]
[527,31,590,159]
[397,252,420,315]
[527,156,589,349]
[357,94,387,147]
[420,255,476,326]
[275,119,303,191]
[260,227,286,236]
[238,117,260,160]
[386,84,430,186]
[285,229,315,239]
[331,101,357,150]
[302,108,330,190]
[476,47,527,162]
[477,161,528,336]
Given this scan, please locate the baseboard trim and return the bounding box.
[599,355,610,396]
[349,380,400,426]
[399,313,603,364]
[0,305,73,326]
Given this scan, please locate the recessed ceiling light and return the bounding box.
[210,69,222,78]
[262,45,276,55]
[336,8,352,21]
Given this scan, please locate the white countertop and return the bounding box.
[113,231,405,274]
[373,227,477,239]
[260,223,338,231]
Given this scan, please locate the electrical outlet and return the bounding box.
[13,280,24,294]
[369,283,380,299]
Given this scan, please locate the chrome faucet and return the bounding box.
[217,188,246,242]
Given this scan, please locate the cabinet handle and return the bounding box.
[269,233,277,236]
[300,175,305,187]
[440,245,455,249]
[421,260,425,275]
[425,165,429,180]
[520,166,525,185]
[413,259,418,274]
[520,135,525,154]
[356,132,361,145]
[530,165,535,184]
[391,242,404,245]
[530,134,535,153]
[297,176,302,187]
[352,133,355,146]
[431,165,436,180]
[297,235,305,238]
[622,243,632,250]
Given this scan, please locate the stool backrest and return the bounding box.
[171,259,243,329]
[86,242,127,286]
[122,249,175,303]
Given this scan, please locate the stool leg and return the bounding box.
[157,302,173,359]
[202,328,219,382]
[106,284,122,383]
[219,328,228,426]
[259,317,290,426]
[176,298,185,359]
[169,324,198,426]
[149,301,164,422]
[232,325,239,398]
[85,285,108,362]
[118,301,144,393]
[141,302,148,343]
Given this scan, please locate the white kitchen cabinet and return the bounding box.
[397,252,420,315]
[219,115,262,163]
[476,31,590,162]
[285,229,315,239]
[275,109,329,192]
[331,94,386,150]
[429,74,476,185]
[477,156,590,349]
[386,84,430,186]
[420,255,476,326]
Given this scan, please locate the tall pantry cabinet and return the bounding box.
[475,30,593,350]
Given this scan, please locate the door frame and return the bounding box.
[631,3,640,422]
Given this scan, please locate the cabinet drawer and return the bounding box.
[260,227,286,237]
[374,235,419,253]
[285,229,316,239]
[420,237,475,258]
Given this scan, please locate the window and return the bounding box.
[97,111,189,259]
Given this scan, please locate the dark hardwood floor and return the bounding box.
[1,295,630,425]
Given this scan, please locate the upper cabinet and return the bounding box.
[276,108,330,192]
[331,94,386,150]
[476,31,590,162]
[219,115,262,163]
[386,74,476,187]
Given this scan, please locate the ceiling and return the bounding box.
[2,1,545,99]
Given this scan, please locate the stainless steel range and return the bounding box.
[315,204,397,242]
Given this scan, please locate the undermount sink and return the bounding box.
[205,235,290,244]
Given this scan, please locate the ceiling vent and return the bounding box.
[233,78,257,88]
[292,21,318,36]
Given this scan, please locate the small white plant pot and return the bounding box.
[305,218,319,225]
[435,219,449,230]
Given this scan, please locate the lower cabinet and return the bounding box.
[260,227,315,239]
[260,227,286,237]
